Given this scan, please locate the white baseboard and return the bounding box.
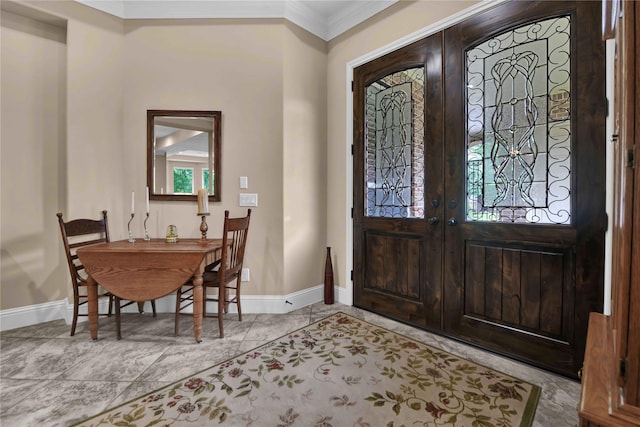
[0,284,347,332]
[157,284,327,314]
[0,300,68,331]
[337,281,353,306]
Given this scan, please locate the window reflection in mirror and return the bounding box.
[147,110,221,202]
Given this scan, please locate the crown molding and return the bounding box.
[283,1,397,41]
[325,1,396,40]
[74,0,398,41]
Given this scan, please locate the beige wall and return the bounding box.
[1,9,68,308]
[120,17,290,295]
[282,22,327,295]
[325,1,480,291]
[1,1,330,310]
[1,1,127,310]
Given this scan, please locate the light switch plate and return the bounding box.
[240,176,248,189]
[239,193,258,207]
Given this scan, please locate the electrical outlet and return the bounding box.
[241,268,250,282]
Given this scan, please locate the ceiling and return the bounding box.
[75,0,399,41]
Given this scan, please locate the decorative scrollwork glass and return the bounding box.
[365,67,425,219]
[466,16,571,224]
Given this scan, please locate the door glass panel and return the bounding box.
[365,67,425,218]
[466,16,571,224]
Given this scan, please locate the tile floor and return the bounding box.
[0,302,581,426]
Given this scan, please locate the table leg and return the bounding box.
[87,276,98,341]
[192,270,204,343]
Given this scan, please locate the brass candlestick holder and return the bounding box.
[143,212,151,240]
[127,213,135,243]
[198,212,210,240]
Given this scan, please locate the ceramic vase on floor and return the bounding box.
[324,247,334,304]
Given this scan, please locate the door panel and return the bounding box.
[360,230,432,324]
[364,232,422,299]
[463,241,573,341]
[443,1,605,378]
[354,35,444,330]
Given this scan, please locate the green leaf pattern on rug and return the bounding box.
[74,313,540,426]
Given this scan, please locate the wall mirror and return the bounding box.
[147,110,221,202]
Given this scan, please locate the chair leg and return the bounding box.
[108,294,114,317]
[70,295,79,336]
[137,301,145,313]
[218,286,224,338]
[115,297,122,340]
[223,288,229,314]
[151,300,157,317]
[236,278,242,322]
[202,286,207,317]
[174,288,182,337]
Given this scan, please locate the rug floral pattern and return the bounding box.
[75,313,540,427]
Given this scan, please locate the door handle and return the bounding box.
[448,217,458,226]
[428,217,439,225]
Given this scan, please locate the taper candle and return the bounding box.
[197,188,205,213]
[131,191,135,215]
[145,186,149,214]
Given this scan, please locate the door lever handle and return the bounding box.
[448,217,458,226]
[428,217,439,225]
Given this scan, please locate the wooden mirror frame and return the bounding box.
[147,110,221,202]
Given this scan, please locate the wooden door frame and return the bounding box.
[578,2,640,423]
[610,0,640,415]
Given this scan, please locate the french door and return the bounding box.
[353,34,444,330]
[353,1,606,378]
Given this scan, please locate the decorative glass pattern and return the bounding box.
[466,16,571,224]
[365,68,425,218]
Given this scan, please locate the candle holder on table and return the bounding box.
[127,213,135,243]
[143,212,151,241]
[198,212,210,240]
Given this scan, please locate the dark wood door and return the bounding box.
[353,35,444,330]
[442,0,605,379]
[353,1,606,379]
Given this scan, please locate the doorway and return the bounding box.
[352,0,606,379]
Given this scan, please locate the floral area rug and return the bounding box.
[74,312,540,426]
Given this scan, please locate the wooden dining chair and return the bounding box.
[57,211,156,339]
[175,209,251,338]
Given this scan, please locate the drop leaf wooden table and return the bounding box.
[77,238,225,342]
